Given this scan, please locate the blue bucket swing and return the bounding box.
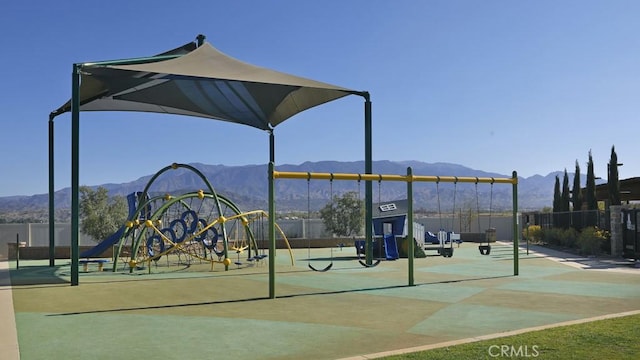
[477,180,494,256]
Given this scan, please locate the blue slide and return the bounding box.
[80,192,140,258]
[383,234,399,260]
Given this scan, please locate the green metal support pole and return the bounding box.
[269,130,275,163]
[56,37,204,276]
[512,171,519,276]
[407,167,414,286]
[526,225,529,255]
[364,94,373,265]
[268,131,275,298]
[70,64,80,286]
[48,115,55,266]
[268,162,276,298]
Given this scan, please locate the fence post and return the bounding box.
[512,171,519,276]
[609,205,622,257]
[15,233,20,270]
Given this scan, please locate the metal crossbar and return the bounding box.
[273,171,517,184]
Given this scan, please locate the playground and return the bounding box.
[3,162,639,358]
[3,34,633,359]
[2,242,639,359]
[73,163,294,276]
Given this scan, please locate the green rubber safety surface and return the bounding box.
[7,243,640,360]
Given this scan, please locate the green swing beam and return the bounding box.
[268,168,519,297]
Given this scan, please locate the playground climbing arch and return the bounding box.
[96,163,294,273]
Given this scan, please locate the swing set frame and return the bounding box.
[268,164,519,298]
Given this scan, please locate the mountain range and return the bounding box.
[0,160,566,222]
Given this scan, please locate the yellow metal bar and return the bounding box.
[273,171,517,184]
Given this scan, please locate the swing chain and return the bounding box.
[307,174,334,272]
[488,179,494,229]
[451,178,458,231]
[475,179,481,233]
[436,177,442,230]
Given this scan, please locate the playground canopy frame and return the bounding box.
[49,35,375,288]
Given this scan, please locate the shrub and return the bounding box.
[577,227,610,256]
[542,227,559,246]
[523,225,542,243]
[542,227,577,248]
[559,227,578,248]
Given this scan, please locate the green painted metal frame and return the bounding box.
[109,162,233,271]
[512,171,519,275]
[407,167,415,286]
[269,169,520,297]
[266,93,372,298]
[53,37,371,292]
[63,53,195,285]
[48,116,54,267]
[50,36,207,281]
[59,56,517,294]
[70,64,80,285]
[364,94,373,266]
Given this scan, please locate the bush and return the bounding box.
[577,227,610,256]
[542,227,560,246]
[523,225,542,243]
[559,227,578,248]
[542,227,576,248]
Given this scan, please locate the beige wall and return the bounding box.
[0,223,96,260]
[0,215,521,260]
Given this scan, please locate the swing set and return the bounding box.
[305,173,384,271]
[430,177,497,257]
[270,166,520,294]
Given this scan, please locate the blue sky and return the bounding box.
[1,0,639,197]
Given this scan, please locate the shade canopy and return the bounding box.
[49,35,373,290]
[52,36,361,130]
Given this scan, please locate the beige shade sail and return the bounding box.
[52,37,361,130]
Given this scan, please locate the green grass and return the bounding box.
[381,313,640,360]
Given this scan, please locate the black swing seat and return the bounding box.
[478,245,491,255]
[308,263,333,272]
[357,258,381,268]
[440,247,454,258]
[354,241,383,267]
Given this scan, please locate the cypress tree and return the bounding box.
[561,170,571,212]
[560,169,572,228]
[609,145,621,206]
[572,160,583,211]
[585,150,598,211]
[553,175,561,212]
